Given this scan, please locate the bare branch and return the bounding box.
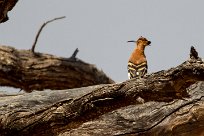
[31,16,66,53]
[0,45,114,92]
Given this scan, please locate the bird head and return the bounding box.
[128,36,151,47]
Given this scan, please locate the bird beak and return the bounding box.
[127,40,136,43]
[148,41,151,46]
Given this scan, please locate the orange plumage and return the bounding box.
[127,36,151,79]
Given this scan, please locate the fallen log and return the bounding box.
[64,82,204,136]
[0,47,203,136]
[0,45,114,92]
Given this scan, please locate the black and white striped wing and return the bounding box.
[127,61,147,79]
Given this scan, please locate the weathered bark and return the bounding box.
[0,0,18,23]
[0,52,204,136]
[0,45,114,92]
[64,82,204,136]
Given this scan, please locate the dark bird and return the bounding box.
[127,36,151,79]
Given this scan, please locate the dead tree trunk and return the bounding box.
[0,45,114,92]
[0,47,204,136]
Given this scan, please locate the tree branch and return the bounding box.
[0,45,114,92]
[0,0,18,23]
[31,16,66,53]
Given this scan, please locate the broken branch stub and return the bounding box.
[190,46,199,60]
[70,48,79,60]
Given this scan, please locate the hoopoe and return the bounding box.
[127,36,151,79]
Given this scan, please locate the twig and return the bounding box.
[70,48,79,59]
[31,16,66,53]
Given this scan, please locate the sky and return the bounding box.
[0,0,204,90]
